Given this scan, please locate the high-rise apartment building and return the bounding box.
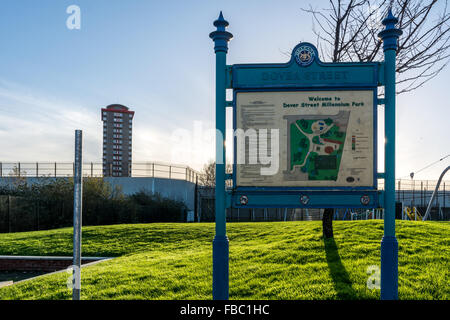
[101,104,135,177]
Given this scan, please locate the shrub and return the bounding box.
[0,179,188,232]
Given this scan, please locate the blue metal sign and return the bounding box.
[210,9,401,301]
[231,43,380,89]
[230,42,380,209]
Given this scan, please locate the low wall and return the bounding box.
[104,177,195,210]
[0,177,196,210]
[0,256,108,272]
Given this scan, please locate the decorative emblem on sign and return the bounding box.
[360,195,371,206]
[300,195,310,205]
[240,195,248,205]
[294,44,315,66]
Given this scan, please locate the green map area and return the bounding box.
[289,118,347,181]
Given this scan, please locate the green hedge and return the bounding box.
[0,178,187,233]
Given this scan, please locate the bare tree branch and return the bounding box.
[303,0,450,94]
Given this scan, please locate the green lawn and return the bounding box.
[0,221,448,300]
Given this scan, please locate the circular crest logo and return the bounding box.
[294,45,315,66]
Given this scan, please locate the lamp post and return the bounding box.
[378,9,402,300]
[209,12,233,300]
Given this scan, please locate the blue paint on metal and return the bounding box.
[211,9,400,301]
[232,190,381,209]
[210,11,232,300]
[231,43,379,89]
[379,8,402,300]
[380,235,398,299]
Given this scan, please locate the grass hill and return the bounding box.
[0,220,448,300]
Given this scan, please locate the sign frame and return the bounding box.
[230,43,381,209]
[210,9,402,301]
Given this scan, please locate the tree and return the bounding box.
[199,161,216,187]
[303,0,450,94]
[7,165,27,191]
[199,160,233,187]
[303,0,450,238]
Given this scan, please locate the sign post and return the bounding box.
[209,9,401,300]
[378,9,402,300]
[73,129,83,300]
[209,12,233,300]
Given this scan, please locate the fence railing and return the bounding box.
[377,178,450,191]
[378,178,450,208]
[0,162,200,183]
[1,162,449,200]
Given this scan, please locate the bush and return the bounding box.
[0,178,188,232]
[130,191,187,222]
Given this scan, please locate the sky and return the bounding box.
[0,0,449,180]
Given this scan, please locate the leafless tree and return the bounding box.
[199,161,216,187]
[302,1,450,237]
[199,160,233,187]
[303,0,450,94]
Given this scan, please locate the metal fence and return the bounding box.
[378,179,450,208]
[0,162,200,183]
[1,162,449,212]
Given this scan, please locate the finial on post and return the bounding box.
[378,8,403,52]
[210,11,233,53]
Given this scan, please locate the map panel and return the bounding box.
[235,90,374,188]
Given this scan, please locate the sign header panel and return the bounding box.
[231,43,380,89]
[235,90,375,189]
